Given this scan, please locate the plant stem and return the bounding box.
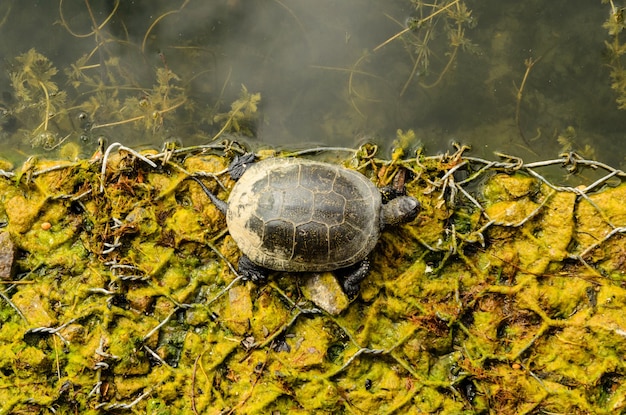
[38,80,50,131]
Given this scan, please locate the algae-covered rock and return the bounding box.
[165,207,206,245]
[14,346,50,375]
[11,285,56,327]
[222,283,253,335]
[5,194,46,234]
[483,174,576,274]
[482,173,539,201]
[285,316,330,368]
[575,183,626,278]
[294,377,340,412]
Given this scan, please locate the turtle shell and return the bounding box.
[226,158,382,272]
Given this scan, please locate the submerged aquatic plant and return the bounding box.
[88,66,187,135]
[328,0,477,125]
[2,1,262,156]
[212,84,261,139]
[375,0,477,95]
[603,0,626,109]
[9,49,68,149]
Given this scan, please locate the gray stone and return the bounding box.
[0,231,16,280]
[302,272,349,315]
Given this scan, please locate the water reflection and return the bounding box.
[0,0,625,169]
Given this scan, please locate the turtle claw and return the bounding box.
[342,258,371,298]
[237,255,267,282]
[229,153,256,180]
[343,282,361,299]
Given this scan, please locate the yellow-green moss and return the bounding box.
[0,153,625,414]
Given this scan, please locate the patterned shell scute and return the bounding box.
[226,158,382,272]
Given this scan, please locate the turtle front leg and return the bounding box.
[228,153,256,180]
[342,258,371,298]
[237,255,268,282]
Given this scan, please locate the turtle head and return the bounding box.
[380,196,420,228]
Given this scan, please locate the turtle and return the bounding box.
[190,153,420,296]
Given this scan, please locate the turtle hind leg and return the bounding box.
[228,153,256,180]
[237,255,268,282]
[341,258,371,298]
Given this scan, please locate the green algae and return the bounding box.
[0,147,625,414]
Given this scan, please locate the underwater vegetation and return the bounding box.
[603,0,626,109]
[323,0,476,123]
[0,0,262,160]
[2,0,625,167]
[376,0,477,95]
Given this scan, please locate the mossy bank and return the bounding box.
[0,144,624,414]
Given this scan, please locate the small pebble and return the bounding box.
[0,231,16,280]
[301,272,349,315]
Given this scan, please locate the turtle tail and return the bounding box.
[187,176,228,216]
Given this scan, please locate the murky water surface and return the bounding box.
[0,0,624,167]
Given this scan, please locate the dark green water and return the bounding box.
[0,0,624,168]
